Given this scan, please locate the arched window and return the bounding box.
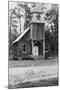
[23,45,26,52]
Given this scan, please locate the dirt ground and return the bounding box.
[8,57,58,88]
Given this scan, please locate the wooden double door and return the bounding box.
[32,40,43,56]
[33,46,39,56]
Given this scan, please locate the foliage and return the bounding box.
[45,4,58,55]
[17,2,33,29]
[9,2,58,55]
[45,4,58,42]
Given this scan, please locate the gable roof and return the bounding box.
[12,27,30,44]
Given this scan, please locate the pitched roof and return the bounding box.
[12,27,30,44]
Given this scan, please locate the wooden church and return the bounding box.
[12,8,45,59]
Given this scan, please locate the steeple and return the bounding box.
[31,5,44,23]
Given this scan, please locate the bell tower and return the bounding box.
[30,7,45,57]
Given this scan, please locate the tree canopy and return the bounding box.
[9,2,58,53]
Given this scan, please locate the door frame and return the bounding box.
[32,46,39,56]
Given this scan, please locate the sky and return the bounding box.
[9,1,52,11]
[9,2,17,10]
[9,1,51,10]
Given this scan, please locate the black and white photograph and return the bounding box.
[8,1,59,89]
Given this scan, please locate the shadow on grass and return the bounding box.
[8,77,58,89]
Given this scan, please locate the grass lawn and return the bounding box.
[9,57,58,67]
[8,57,58,89]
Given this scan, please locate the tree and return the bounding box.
[17,2,34,29]
[9,8,18,43]
[9,8,19,53]
[45,4,58,55]
[15,7,24,34]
